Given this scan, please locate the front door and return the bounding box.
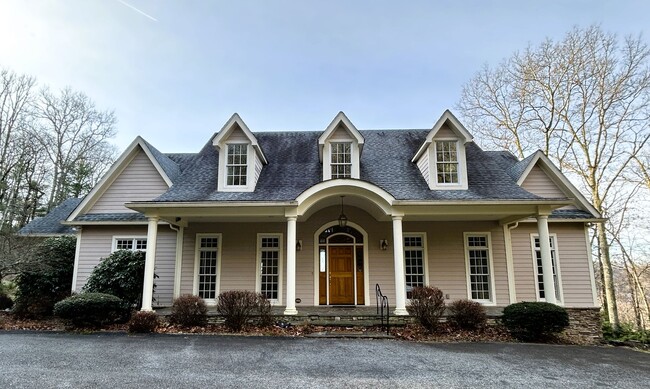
[328,246,355,305]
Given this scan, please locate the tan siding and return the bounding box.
[225,125,248,142]
[254,154,263,184]
[511,222,596,307]
[330,125,354,141]
[76,225,177,306]
[90,149,169,213]
[416,151,430,186]
[433,125,456,139]
[522,165,565,198]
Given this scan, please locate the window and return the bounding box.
[196,235,220,300]
[404,234,426,299]
[435,141,459,184]
[226,144,248,186]
[330,142,352,178]
[113,237,147,252]
[464,233,493,302]
[532,235,562,302]
[258,235,281,301]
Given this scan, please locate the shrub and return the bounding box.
[0,292,13,310]
[83,250,156,308]
[447,299,487,330]
[501,302,569,341]
[13,236,76,317]
[53,292,129,329]
[128,311,160,333]
[169,295,208,327]
[407,286,446,333]
[216,290,272,332]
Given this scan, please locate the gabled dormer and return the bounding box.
[319,112,364,180]
[411,110,473,190]
[212,113,268,192]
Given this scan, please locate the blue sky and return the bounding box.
[1,0,649,153]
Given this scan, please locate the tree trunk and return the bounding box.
[597,221,619,331]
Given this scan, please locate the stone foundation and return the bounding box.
[563,308,602,345]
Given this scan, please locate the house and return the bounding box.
[20,110,601,328]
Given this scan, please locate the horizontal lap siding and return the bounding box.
[76,225,177,307]
[511,223,596,307]
[90,149,169,213]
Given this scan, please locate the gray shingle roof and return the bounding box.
[17,198,82,235]
[73,213,148,222]
[153,130,547,202]
[550,209,595,219]
[141,139,183,183]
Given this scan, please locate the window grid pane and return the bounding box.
[198,237,219,299]
[115,238,147,252]
[260,236,280,300]
[226,144,248,186]
[534,237,559,301]
[436,141,459,184]
[331,142,352,179]
[467,235,490,301]
[404,235,425,298]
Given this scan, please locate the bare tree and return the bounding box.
[32,87,117,211]
[458,25,650,331]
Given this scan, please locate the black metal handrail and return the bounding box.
[375,284,389,335]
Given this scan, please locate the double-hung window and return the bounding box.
[226,144,248,186]
[330,142,352,178]
[435,141,459,184]
[532,235,562,302]
[464,233,493,303]
[258,234,281,302]
[113,237,147,252]
[404,234,426,299]
[196,235,220,300]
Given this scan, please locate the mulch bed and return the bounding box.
[0,311,588,344]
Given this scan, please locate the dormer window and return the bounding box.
[226,144,248,186]
[435,140,459,184]
[331,142,352,178]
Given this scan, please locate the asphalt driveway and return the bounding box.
[1,332,648,388]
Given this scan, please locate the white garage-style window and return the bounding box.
[256,234,283,304]
[464,232,495,304]
[404,233,427,299]
[112,236,147,252]
[194,234,222,302]
[531,234,563,303]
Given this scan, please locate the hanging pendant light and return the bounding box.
[338,196,348,227]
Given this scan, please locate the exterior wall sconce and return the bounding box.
[380,239,389,250]
[296,240,303,251]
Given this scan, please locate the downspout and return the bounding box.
[503,222,519,304]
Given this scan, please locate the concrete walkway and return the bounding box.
[1,331,648,388]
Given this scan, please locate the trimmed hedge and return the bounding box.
[128,311,160,333]
[407,286,446,333]
[169,295,208,327]
[502,301,569,341]
[0,292,13,310]
[53,293,129,328]
[216,290,272,332]
[448,299,487,330]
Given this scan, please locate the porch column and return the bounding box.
[537,215,557,304]
[392,215,408,315]
[284,216,298,315]
[141,216,159,311]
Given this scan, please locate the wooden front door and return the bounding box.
[329,246,355,305]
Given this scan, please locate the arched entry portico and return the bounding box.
[313,221,369,306]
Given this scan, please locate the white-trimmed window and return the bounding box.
[532,234,562,302]
[226,144,248,186]
[257,234,282,303]
[464,233,494,303]
[435,140,459,184]
[404,234,427,299]
[330,142,352,178]
[194,234,221,301]
[113,237,147,252]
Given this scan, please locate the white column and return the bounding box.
[392,215,408,315]
[141,216,159,311]
[537,215,557,304]
[172,226,184,299]
[284,216,298,315]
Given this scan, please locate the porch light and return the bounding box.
[338,196,348,227]
[380,239,389,251]
[296,240,302,251]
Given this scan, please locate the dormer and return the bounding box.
[319,112,364,180]
[411,110,473,190]
[212,113,268,192]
